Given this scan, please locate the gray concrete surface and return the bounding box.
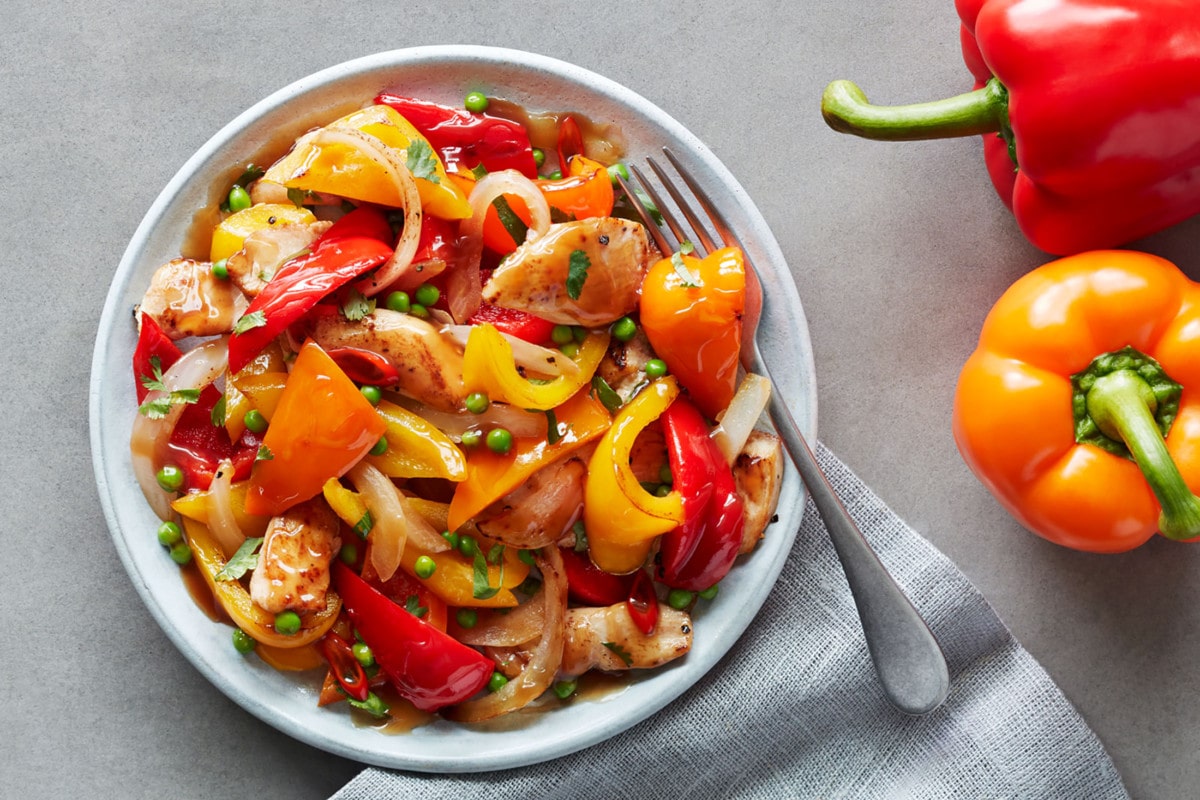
[5,1,1197,797]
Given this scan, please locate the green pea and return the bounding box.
[553,680,578,700]
[532,148,546,167]
[356,385,381,406]
[559,342,580,358]
[658,464,673,485]
[211,259,229,280]
[667,588,695,610]
[352,642,375,668]
[414,283,440,307]
[369,437,388,456]
[232,628,256,654]
[227,184,251,213]
[414,555,437,579]
[464,392,490,414]
[551,325,575,345]
[460,430,482,447]
[464,91,489,113]
[699,583,720,601]
[339,542,358,566]
[442,530,460,549]
[572,326,588,343]
[157,521,183,547]
[654,484,672,497]
[156,464,184,492]
[409,303,429,319]
[486,427,513,455]
[606,163,630,185]
[385,291,411,313]
[547,170,563,180]
[274,610,302,635]
[243,409,268,434]
[456,608,478,629]
[458,535,479,558]
[611,316,637,342]
[487,671,509,692]
[169,542,193,565]
[645,359,668,379]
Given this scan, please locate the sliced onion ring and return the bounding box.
[391,395,547,440]
[130,336,229,519]
[207,458,247,559]
[440,324,579,379]
[711,373,773,466]
[309,128,423,296]
[449,170,551,323]
[455,589,546,647]
[444,546,566,722]
[347,462,409,582]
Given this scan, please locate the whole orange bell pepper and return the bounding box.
[953,250,1200,552]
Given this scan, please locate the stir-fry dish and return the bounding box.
[129,90,784,724]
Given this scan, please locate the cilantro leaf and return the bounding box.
[492,195,528,246]
[215,537,264,581]
[566,249,591,301]
[234,310,267,335]
[210,394,227,427]
[671,242,702,288]
[256,444,274,462]
[572,520,588,552]
[472,548,506,600]
[140,355,167,392]
[404,594,428,618]
[354,510,374,539]
[602,641,633,666]
[590,375,624,414]
[545,409,562,444]
[405,140,441,184]
[137,388,201,419]
[286,187,320,207]
[340,289,375,322]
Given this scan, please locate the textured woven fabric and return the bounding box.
[332,444,1129,800]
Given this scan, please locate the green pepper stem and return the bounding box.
[821,77,1008,141]
[1087,370,1200,540]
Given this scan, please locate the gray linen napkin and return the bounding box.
[332,444,1129,799]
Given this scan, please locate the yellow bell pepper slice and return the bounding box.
[447,388,612,531]
[462,324,610,411]
[256,642,326,671]
[366,400,467,481]
[209,203,317,263]
[262,105,470,220]
[224,343,289,441]
[585,378,686,574]
[171,481,270,539]
[182,517,340,647]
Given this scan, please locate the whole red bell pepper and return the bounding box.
[227,207,394,373]
[374,94,538,179]
[658,397,744,591]
[821,0,1200,255]
[331,561,493,713]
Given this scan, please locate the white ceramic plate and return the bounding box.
[89,46,817,772]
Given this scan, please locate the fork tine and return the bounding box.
[661,147,744,252]
[645,155,718,256]
[625,163,692,255]
[614,171,673,256]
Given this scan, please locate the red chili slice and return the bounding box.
[320,631,370,702]
[625,569,659,635]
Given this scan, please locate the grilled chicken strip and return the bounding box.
[139,257,247,339]
[733,430,785,554]
[249,499,339,614]
[225,220,331,297]
[559,603,693,678]
[482,217,652,326]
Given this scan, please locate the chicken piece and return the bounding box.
[139,257,247,339]
[595,329,657,400]
[225,220,331,297]
[733,430,785,554]
[482,218,652,326]
[559,603,693,678]
[476,455,587,548]
[249,499,340,614]
[308,308,467,411]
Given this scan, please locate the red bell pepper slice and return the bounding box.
[625,569,659,635]
[658,397,745,591]
[331,561,493,713]
[467,303,556,344]
[556,115,584,176]
[227,207,395,373]
[374,94,538,178]
[411,213,458,272]
[132,315,181,402]
[559,546,632,606]
[320,631,370,702]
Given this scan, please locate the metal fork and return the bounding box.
[618,148,950,715]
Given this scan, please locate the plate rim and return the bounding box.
[88,44,818,772]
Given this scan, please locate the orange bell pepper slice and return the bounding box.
[481,156,615,255]
[639,246,745,419]
[954,250,1200,553]
[245,341,387,516]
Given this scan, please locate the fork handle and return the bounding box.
[751,352,951,715]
